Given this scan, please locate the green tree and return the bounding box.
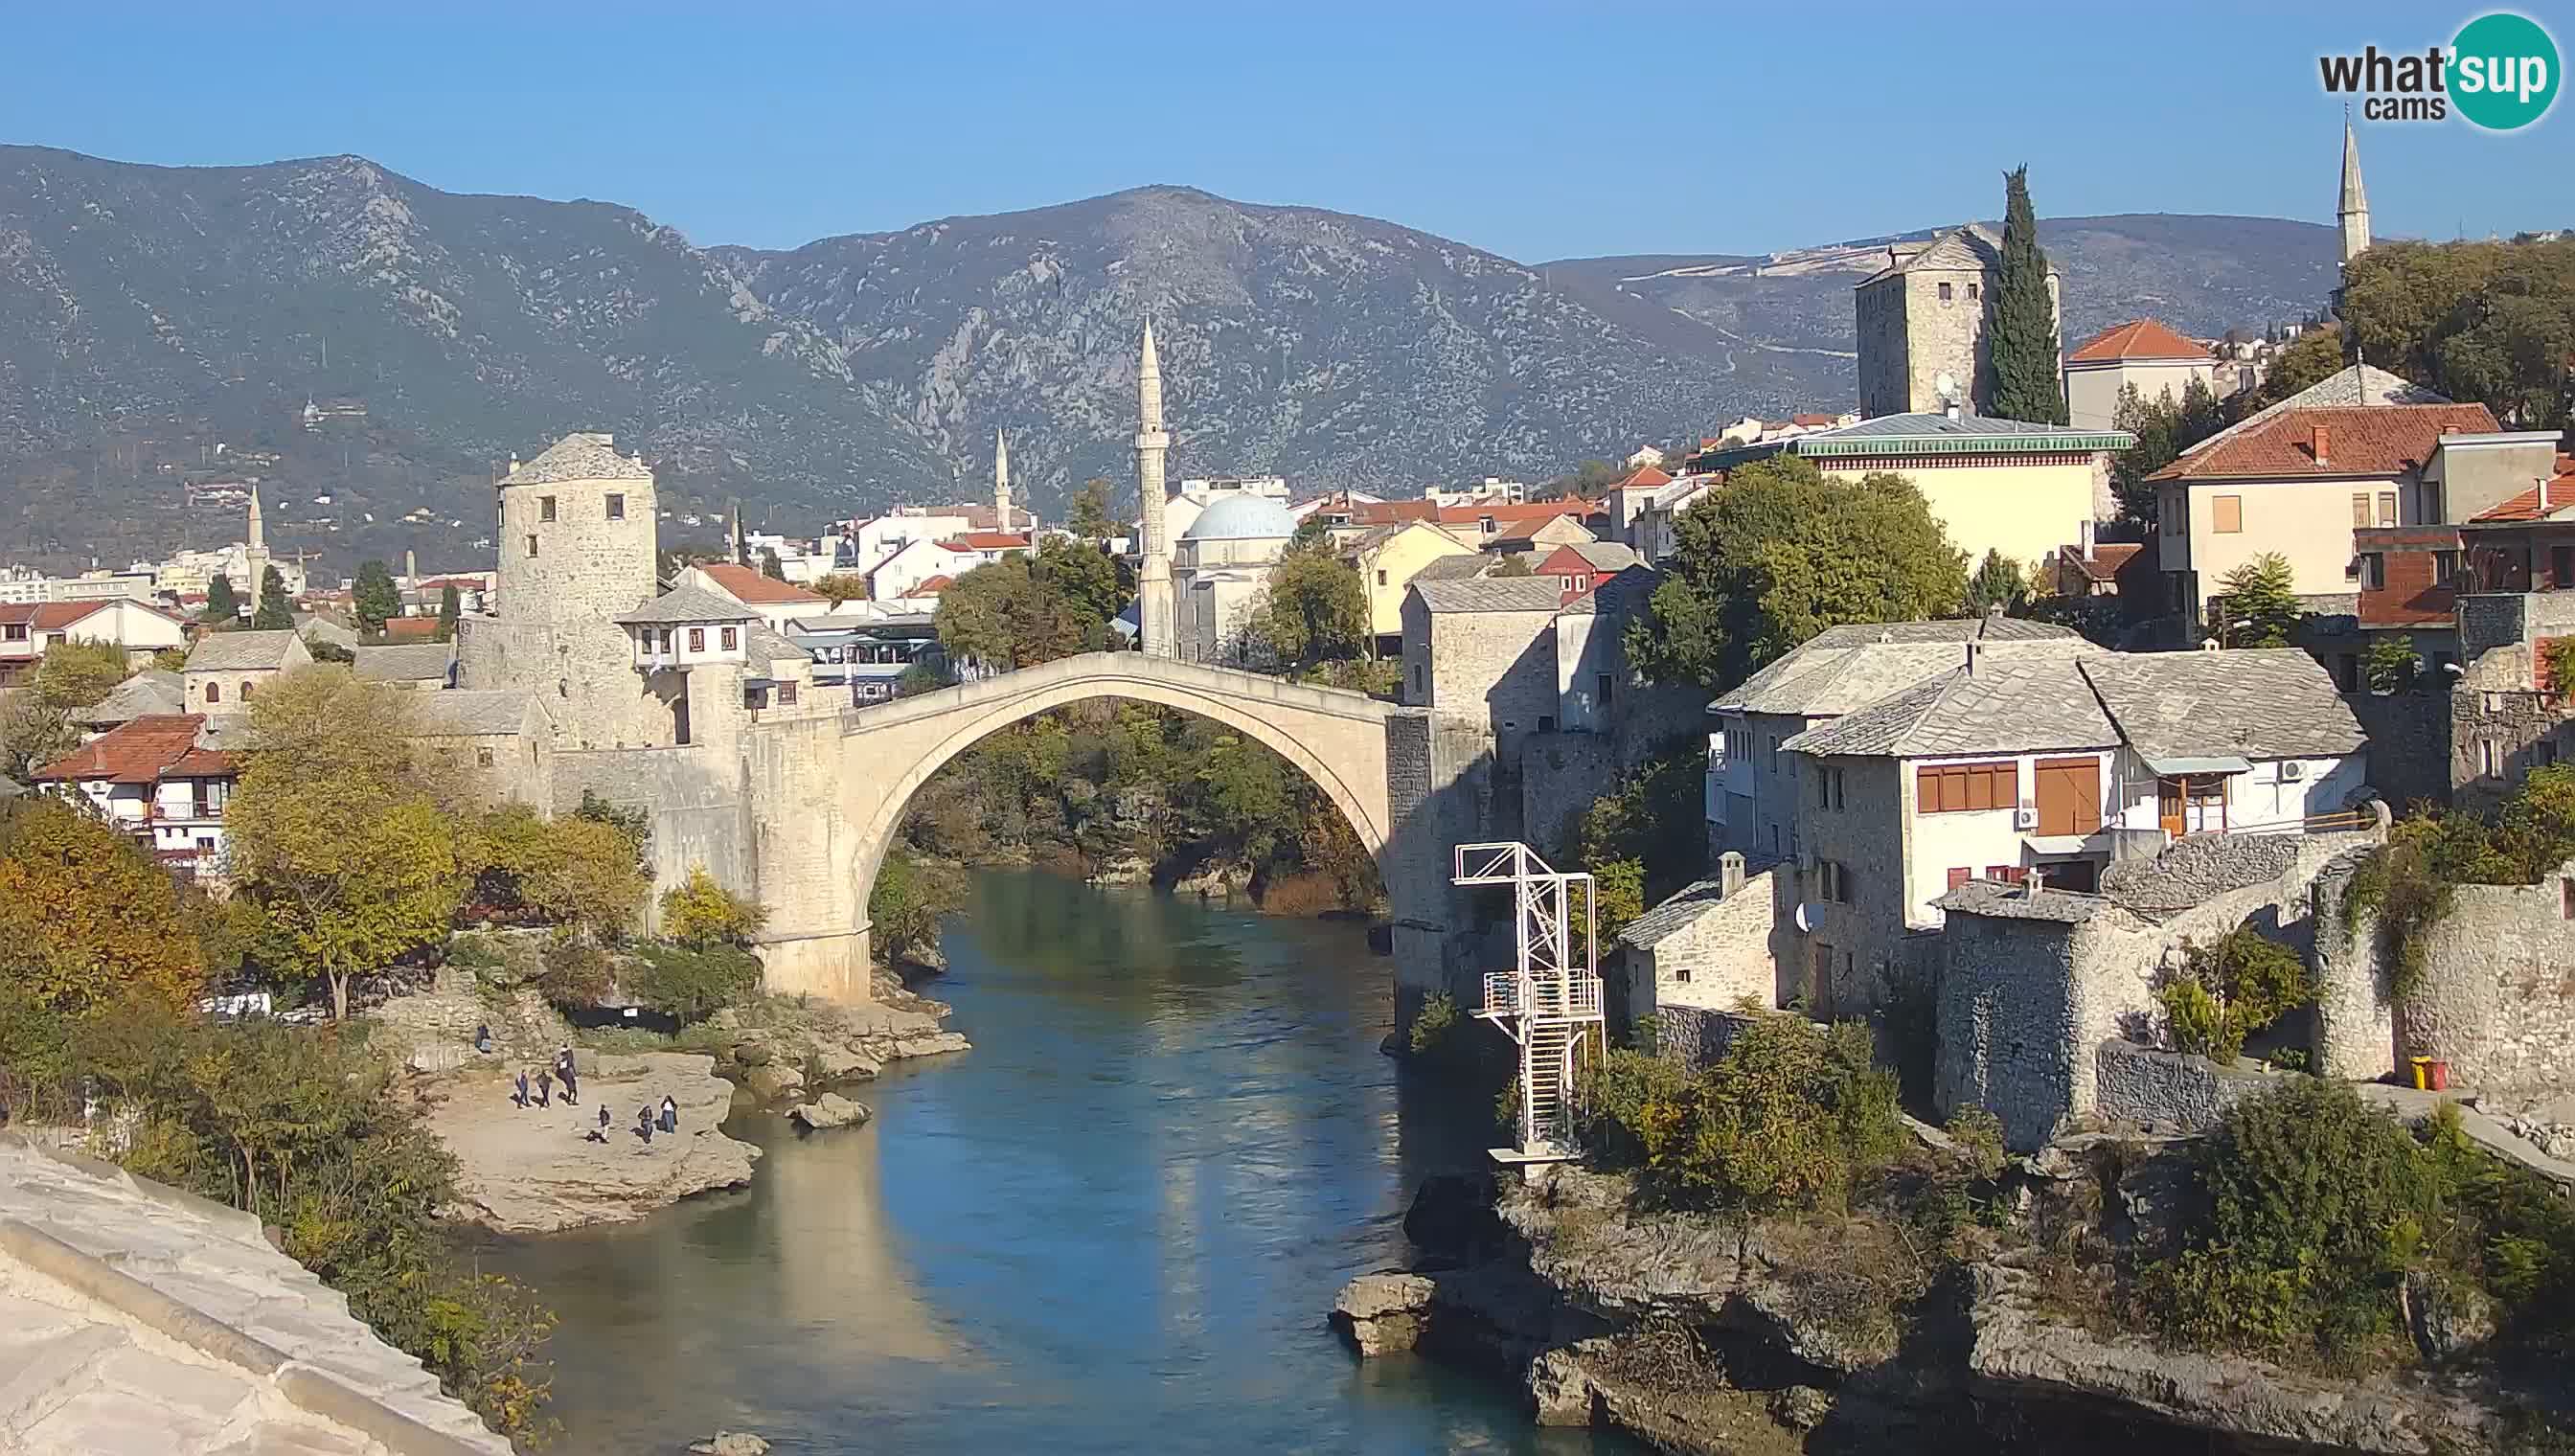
[1963,549,2029,616]
[760,547,786,580]
[1493,554,1533,577]
[251,565,294,629]
[2363,635,2421,694]
[301,630,354,664]
[224,669,462,1018]
[2245,325,2348,410]
[434,583,460,642]
[1,640,135,781]
[1625,455,1970,689]
[1030,535,1129,633]
[2215,552,2302,648]
[352,559,399,635]
[2341,237,2575,426]
[1988,166,2067,424]
[935,556,1097,671]
[1250,543,1370,669]
[1068,478,1118,541]
[202,573,239,626]
[812,573,871,607]
[868,848,955,965]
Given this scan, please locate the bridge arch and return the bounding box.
[815,653,1398,986]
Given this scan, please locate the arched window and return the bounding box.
[240,681,256,700]
[205,681,220,704]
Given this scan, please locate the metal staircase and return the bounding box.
[1455,842,1606,1164]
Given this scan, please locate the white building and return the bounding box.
[1166,476,1290,545]
[29,713,239,881]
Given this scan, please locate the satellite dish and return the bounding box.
[1792,903,1817,933]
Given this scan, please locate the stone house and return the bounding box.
[351,641,457,691]
[1698,411,2133,578]
[1479,513,1596,562]
[1779,647,2370,1015]
[1401,577,1567,758]
[1853,224,2059,419]
[411,691,555,808]
[1707,617,2089,866]
[181,628,312,715]
[1615,853,1786,1035]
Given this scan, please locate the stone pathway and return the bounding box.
[0,1134,510,1456]
[2357,1082,2575,1188]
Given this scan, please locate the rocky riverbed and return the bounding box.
[422,1052,757,1233]
[1337,1159,2534,1454]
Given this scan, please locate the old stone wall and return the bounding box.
[1633,867,1782,1020]
[1385,708,1507,1029]
[2347,685,2450,809]
[2093,1037,2283,1135]
[1424,609,1560,766]
[2452,687,2571,814]
[1793,754,1913,1017]
[551,744,751,937]
[2316,839,2575,1097]
[1653,1004,1762,1071]
[741,714,866,1003]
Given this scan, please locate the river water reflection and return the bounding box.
[485,870,1638,1454]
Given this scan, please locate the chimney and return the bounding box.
[2312,424,2333,465]
[2079,518,2096,557]
[1947,400,1963,421]
[2543,473,2553,513]
[1719,851,1745,900]
[1965,641,1981,675]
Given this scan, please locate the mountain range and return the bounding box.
[0,145,2341,569]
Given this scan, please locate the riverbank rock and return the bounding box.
[422,1052,758,1234]
[688,1435,769,1456]
[1088,854,1152,885]
[741,1060,805,1103]
[1172,859,1253,898]
[789,1093,871,1131]
[1333,1272,1436,1354]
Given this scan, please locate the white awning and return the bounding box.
[2142,754,2252,777]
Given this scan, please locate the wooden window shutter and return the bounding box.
[2212,495,2243,534]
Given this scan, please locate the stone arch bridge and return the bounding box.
[745,653,1478,1022]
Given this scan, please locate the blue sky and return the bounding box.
[2,2,2564,260]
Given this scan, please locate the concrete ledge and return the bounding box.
[0,1217,291,1376]
[3,1132,268,1245]
[277,1364,500,1456]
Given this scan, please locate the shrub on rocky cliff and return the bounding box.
[1576,1015,1901,1217]
[629,943,763,1026]
[2137,1079,2575,1370]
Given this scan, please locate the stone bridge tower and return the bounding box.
[456,432,668,748]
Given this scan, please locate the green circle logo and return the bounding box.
[2452,12,2560,130]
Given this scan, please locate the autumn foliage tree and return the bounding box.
[224,668,463,1018]
[0,800,208,1016]
[1247,542,1371,670]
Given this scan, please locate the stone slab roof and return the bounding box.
[613,583,759,626]
[413,690,540,738]
[743,622,806,670]
[0,1133,513,1453]
[183,628,303,673]
[1412,578,1569,614]
[1406,555,1500,584]
[501,431,650,486]
[352,642,457,683]
[1619,877,1737,948]
[2078,648,2365,761]
[1715,619,2085,717]
[1560,540,1643,572]
[73,669,181,727]
[1933,879,2118,923]
[1785,654,2118,758]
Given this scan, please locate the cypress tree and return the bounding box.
[1987,166,2066,424]
[435,583,461,642]
[202,574,239,626]
[251,565,294,629]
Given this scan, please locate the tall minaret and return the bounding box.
[2337,115,2372,272]
[993,428,1013,534]
[243,484,271,616]
[1134,321,1175,657]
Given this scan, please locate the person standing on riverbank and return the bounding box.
[556,1046,579,1105]
[535,1068,553,1107]
[513,1069,529,1107]
[658,1094,677,1135]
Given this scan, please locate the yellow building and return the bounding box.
[1346,520,1479,648]
[1702,412,2131,578]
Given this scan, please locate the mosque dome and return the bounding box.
[1180,493,1296,542]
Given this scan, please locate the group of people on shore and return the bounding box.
[481,1028,682,1148]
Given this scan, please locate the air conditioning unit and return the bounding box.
[2280,761,2306,782]
[2014,805,2039,830]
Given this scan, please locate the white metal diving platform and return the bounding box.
[1453,841,1607,1167]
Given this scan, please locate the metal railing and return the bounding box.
[1482,970,1605,1019]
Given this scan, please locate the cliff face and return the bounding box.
[1337,1162,2516,1455]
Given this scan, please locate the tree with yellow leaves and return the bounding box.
[0,799,208,1016]
[224,668,463,1019]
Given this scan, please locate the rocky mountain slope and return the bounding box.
[0,145,2339,569]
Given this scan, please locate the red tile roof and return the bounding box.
[1790,413,1841,427]
[2145,404,2501,482]
[381,616,442,640]
[2066,318,2210,364]
[2059,541,2144,583]
[696,561,825,604]
[32,714,228,785]
[2468,455,2575,522]
[944,532,1033,552]
[1346,500,1442,526]
[901,575,954,598]
[1609,465,1673,490]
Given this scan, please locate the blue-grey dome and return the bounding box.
[1181,493,1296,541]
